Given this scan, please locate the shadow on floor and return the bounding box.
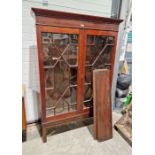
[44,118,94,137]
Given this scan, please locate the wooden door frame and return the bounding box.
[84,29,118,85]
[81,30,118,114]
[36,25,118,122]
[36,25,86,123]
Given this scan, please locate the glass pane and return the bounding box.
[83,35,114,109]
[83,84,93,108]
[44,69,54,89]
[42,32,78,117]
[62,45,78,66]
[85,66,92,83]
[86,46,98,65]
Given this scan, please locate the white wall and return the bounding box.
[22,0,113,123]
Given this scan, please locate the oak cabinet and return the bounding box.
[32,8,122,142]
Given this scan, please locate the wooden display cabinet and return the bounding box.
[32,8,122,142]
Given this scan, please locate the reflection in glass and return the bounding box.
[42,32,78,117]
[84,35,114,108]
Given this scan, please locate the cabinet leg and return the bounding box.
[42,125,47,143]
[22,129,27,142]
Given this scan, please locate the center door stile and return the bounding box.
[77,29,87,113]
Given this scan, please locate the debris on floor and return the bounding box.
[114,101,132,146]
[115,73,132,109]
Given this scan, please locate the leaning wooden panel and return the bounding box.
[93,69,112,141]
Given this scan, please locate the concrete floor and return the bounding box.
[22,112,131,155]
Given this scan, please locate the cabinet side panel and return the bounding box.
[36,26,46,122]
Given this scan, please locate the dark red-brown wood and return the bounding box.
[77,29,85,112]
[93,69,112,141]
[32,8,122,142]
[22,97,26,141]
[32,8,122,24]
[32,8,122,32]
[36,25,46,122]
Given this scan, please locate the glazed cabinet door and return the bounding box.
[37,26,81,119]
[83,30,117,109]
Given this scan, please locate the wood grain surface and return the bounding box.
[93,69,112,141]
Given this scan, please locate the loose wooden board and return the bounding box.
[93,69,112,141]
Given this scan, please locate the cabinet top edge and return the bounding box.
[32,8,123,25]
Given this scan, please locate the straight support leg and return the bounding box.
[42,125,47,143]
